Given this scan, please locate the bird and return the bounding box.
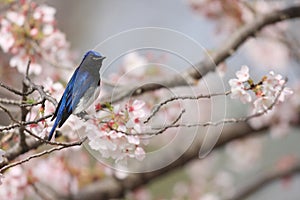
[48,50,106,140]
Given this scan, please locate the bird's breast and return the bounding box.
[73,85,100,114]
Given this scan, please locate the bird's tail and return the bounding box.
[48,119,59,141]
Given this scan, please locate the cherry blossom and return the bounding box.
[0,166,29,200]
[249,83,299,138]
[253,96,274,113]
[235,65,250,82]
[229,66,293,113]
[0,1,74,75]
[0,20,15,52]
[85,100,148,163]
[33,4,56,23]
[253,71,293,113]
[230,87,252,104]
[134,146,146,161]
[6,11,25,26]
[30,155,78,194]
[228,65,252,103]
[188,0,247,33]
[9,50,42,75]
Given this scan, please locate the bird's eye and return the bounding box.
[92,56,106,61]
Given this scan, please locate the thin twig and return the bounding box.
[156,81,287,130]
[144,90,231,123]
[0,114,52,132]
[0,137,87,173]
[24,128,86,147]
[0,98,45,107]
[0,81,33,96]
[107,109,186,136]
[24,77,57,107]
[0,104,18,123]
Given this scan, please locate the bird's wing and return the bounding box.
[70,69,97,114]
[52,67,80,121]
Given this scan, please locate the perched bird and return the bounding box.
[48,50,105,140]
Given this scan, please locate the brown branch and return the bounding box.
[0,81,33,96]
[226,161,300,200]
[144,90,231,123]
[0,114,52,132]
[23,76,57,107]
[19,61,31,150]
[100,4,300,105]
[0,104,18,122]
[61,122,268,200]
[24,128,86,147]
[0,137,86,173]
[158,82,286,130]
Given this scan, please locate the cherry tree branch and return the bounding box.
[144,90,231,123]
[62,122,268,200]
[226,161,300,200]
[155,81,286,130]
[100,4,300,105]
[0,137,86,173]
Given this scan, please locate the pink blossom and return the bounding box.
[85,100,148,163]
[127,135,140,145]
[253,96,274,113]
[31,156,78,194]
[6,11,25,26]
[134,146,145,161]
[42,24,54,35]
[235,65,250,82]
[279,87,293,102]
[33,4,56,23]
[228,78,242,89]
[249,86,297,138]
[230,87,252,104]
[0,166,29,200]
[229,66,252,103]
[0,19,15,52]
[9,50,42,75]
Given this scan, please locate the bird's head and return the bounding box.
[85,50,106,62]
[81,50,106,72]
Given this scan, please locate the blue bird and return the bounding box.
[48,50,105,140]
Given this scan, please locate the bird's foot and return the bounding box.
[76,111,90,121]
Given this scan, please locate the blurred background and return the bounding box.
[1,0,300,199]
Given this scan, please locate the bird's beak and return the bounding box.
[101,56,106,60]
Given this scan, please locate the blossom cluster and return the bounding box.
[86,100,148,164]
[0,0,73,75]
[0,151,79,199]
[229,65,293,113]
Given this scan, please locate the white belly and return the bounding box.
[73,86,100,114]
